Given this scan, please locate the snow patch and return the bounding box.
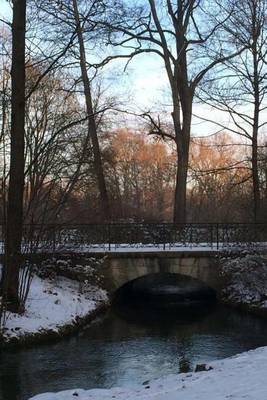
[2,274,108,343]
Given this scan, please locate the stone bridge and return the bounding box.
[100,250,223,295]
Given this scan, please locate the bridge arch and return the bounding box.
[100,251,222,295]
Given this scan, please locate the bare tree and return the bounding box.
[23,67,90,224]
[71,0,110,220]
[4,0,26,312]
[197,0,267,222]
[98,0,246,223]
[0,31,11,225]
[188,133,251,222]
[31,0,112,220]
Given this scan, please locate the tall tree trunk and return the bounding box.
[252,138,260,222]
[251,29,261,223]
[72,0,110,221]
[173,137,190,224]
[4,0,26,312]
[172,84,192,224]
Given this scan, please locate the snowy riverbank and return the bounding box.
[29,345,267,399]
[1,273,109,346]
[221,254,267,315]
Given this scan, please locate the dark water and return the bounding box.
[1,303,267,400]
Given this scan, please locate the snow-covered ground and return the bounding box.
[29,345,267,400]
[1,274,108,344]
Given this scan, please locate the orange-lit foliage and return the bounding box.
[188,133,251,221]
[104,129,176,221]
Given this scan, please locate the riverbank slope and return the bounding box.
[1,272,109,346]
[29,345,267,399]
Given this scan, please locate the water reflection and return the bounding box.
[1,304,267,400]
[0,352,21,400]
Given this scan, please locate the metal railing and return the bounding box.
[0,222,267,254]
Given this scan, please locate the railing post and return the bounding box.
[108,224,111,251]
[216,223,219,250]
[210,224,213,249]
[52,224,56,256]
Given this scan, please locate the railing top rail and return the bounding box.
[3,222,266,227]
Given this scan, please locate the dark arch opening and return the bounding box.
[112,273,217,327]
[113,272,217,311]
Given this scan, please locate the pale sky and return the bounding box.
[0,0,259,139]
[0,0,9,18]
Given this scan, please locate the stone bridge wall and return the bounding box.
[100,251,223,294]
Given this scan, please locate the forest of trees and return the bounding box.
[1,0,267,310]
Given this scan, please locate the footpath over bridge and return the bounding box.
[1,222,266,294]
[11,222,267,254]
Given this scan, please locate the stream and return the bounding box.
[1,301,267,400]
